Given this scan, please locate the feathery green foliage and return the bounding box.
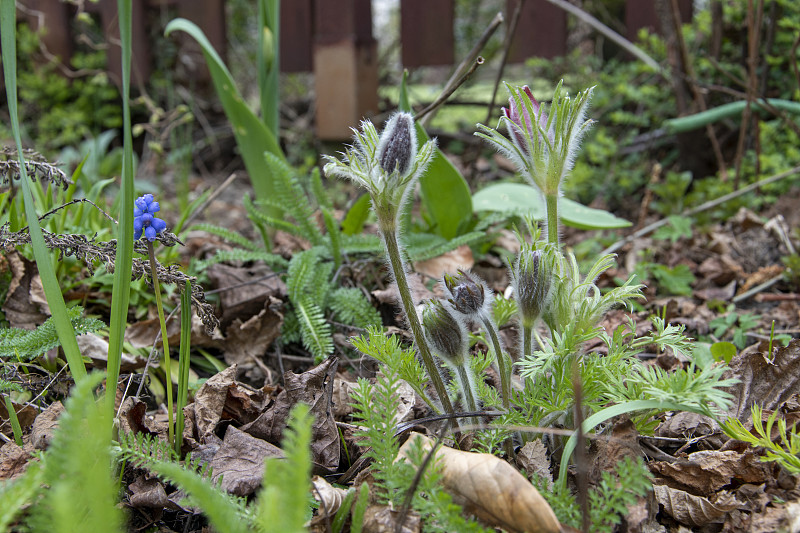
[532,456,652,533]
[36,372,123,533]
[118,431,248,533]
[351,326,430,407]
[0,460,45,531]
[722,405,800,474]
[255,403,314,533]
[329,287,382,329]
[350,367,406,502]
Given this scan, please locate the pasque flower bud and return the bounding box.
[422,299,468,365]
[443,269,492,319]
[512,247,552,328]
[377,112,416,178]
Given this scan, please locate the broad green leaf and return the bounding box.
[710,341,737,364]
[399,72,473,239]
[472,183,631,229]
[342,193,371,235]
[165,18,284,206]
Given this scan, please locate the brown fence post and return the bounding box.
[400,0,454,67]
[507,0,567,62]
[313,0,378,140]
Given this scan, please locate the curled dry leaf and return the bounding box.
[193,364,238,442]
[311,475,349,519]
[650,449,771,496]
[398,433,560,533]
[653,484,739,527]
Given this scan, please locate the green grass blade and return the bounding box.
[258,0,280,138]
[106,0,135,420]
[164,18,285,207]
[175,280,192,455]
[0,0,86,382]
[557,399,709,487]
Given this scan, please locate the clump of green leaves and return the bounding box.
[531,456,652,533]
[722,405,800,475]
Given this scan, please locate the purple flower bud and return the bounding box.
[133,194,168,242]
[377,112,416,177]
[502,85,552,155]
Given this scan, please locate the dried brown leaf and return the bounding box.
[206,262,286,328]
[222,301,282,366]
[723,339,800,421]
[78,332,144,371]
[653,484,739,526]
[651,449,771,496]
[398,433,560,533]
[412,245,474,279]
[128,475,168,509]
[362,504,421,533]
[0,441,33,481]
[193,364,238,442]
[515,440,552,487]
[242,357,340,473]
[210,425,283,496]
[30,401,63,451]
[1,250,49,329]
[311,475,349,519]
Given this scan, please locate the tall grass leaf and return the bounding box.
[164,18,285,208]
[0,0,86,382]
[107,0,135,420]
[258,0,280,138]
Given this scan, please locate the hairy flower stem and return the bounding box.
[481,316,510,411]
[379,220,458,425]
[148,242,174,446]
[545,193,559,245]
[522,325,533,360]
[453,364,478,413]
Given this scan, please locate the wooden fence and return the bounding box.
[16,0,691,139]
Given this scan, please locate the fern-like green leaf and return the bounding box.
[293,299,333,359]
[321,205,342,269]
[255,403,313,533]
[188,223,262,252]
[340,233,383,255]
[329,287,380,329]
[0,306,104,361]
[263,152,324,246]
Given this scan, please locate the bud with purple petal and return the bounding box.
[377,112,416,178]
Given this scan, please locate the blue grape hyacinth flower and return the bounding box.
[133,194,167,241]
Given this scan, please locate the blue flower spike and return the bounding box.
[133,194,167,241]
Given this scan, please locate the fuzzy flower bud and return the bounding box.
[133,194,167,241]
[377,112,416,178]
[443,269,493,319]
[502,85,549,155]
[422,299,468,365]
[512,248,552,328]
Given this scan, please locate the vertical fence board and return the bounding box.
[507,0,567,62]
[626,0,693,40]
[400,0,454,67]
[280,0,313,72]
